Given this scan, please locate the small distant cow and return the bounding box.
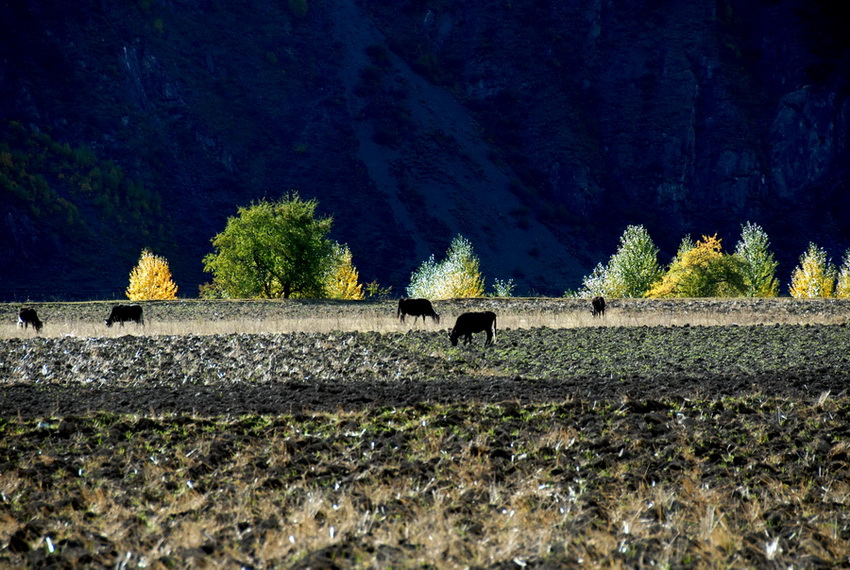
[18,307,43,332]
[591,296,606,317]
[397,298,440,324]
[449,311,497,346]
[105,304,144,327]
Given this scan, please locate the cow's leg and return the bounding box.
[485,328,493,345]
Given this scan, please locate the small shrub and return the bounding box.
[489,278,515,297]
[364,281,392,300]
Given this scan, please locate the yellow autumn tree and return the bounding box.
[789,243,836,298]
[646,234,746,298]
[836,249,850,298]
[325,244,364,300]
[126,248,178,300]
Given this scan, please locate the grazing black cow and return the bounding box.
[449,311,497,346]
[18,307,43,332]
[397,298,440,324]
[591,296,606,317]
[105,304,144,327]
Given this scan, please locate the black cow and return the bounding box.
[18,307,43,332]
[591,296,606,317]
[105,304,144,327]
[449,311,497,346]
[398,298,440,324]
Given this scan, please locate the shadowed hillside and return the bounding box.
[1,0,848,300]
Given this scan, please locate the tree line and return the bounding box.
[123,194,849,302]
[571,223,850,299]
[126,193,506,302]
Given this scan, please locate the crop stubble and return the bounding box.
[1,298,849,567]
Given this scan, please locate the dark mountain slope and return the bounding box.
[362,0,850,265]
[1,0,848,300]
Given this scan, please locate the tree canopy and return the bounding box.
[325,243,365,300]
[407,235,485,300]
[576,225,662,298]
[734,222,779,297]
[836,250,850,298]
[202,193,337,299]
[126,248,178,301]
[646,235,746,298]
[789,242,836,298]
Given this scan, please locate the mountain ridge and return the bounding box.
[1,0,848,300]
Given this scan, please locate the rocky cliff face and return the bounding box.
[1,0,848,300]
[363,0,850,262]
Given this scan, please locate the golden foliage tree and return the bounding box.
[790,243,836,298]
[325,244,364,300]
[836,250,850,298]
[126,248,178,300]
[646,234,745,298]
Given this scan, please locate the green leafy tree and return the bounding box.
[836,249,850,298]
[733,222,779,297]
[573,225,662,298]
[407,235,485,300]
[606,225,663,297]
[202,193,335,299]
[647,234,746,297]
[789,243,837,298]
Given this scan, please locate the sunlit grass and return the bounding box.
[3,297,849,339]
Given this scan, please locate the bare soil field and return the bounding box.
[1,298,849,567]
